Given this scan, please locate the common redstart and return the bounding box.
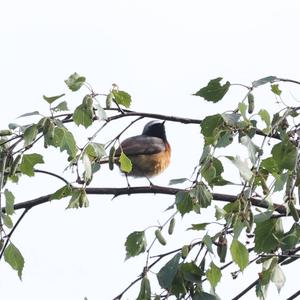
[115,120,171,177]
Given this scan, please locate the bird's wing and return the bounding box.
[115,135,166,156]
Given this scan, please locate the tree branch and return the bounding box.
[4,184,291,215]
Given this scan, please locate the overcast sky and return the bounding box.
[1,1,300,300]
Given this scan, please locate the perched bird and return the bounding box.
[115,120,171,178]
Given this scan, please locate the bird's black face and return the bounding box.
[142,120,167,140]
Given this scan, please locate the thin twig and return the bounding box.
[286,290,300,300]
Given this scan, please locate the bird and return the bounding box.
[114,120,171,178]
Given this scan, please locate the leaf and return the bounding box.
[254,210,273,223]
[181,262,202,283]
[201,114,224,145]
[190,182,213,208]
[216,130,234,148]
[19,153,44,176]
[175,191,194,216]
[67,189,89,209]
[137,276,151,300]
[4,243,24,279]
[112,90,132,108]
[73,96,94,128]
[227,156,253,181]
[50,127,77,158]
[206,262,222,288]
[23,124,38,147]
[157,253,181,289]
[271,141,297,172]
[95,103,107,121]
[273,172,288,192]
[43,93,65,104]
[50,185,72,200]
[259,109,271,133]
[271,264,286,293]
[65,72,86,91]
[240,135,260,164]
[280,223,300,251]
[260,157,279,174]
[252,76,277,87]
[230,239,249,271]
[51,101,69,112]
[82,153,92,181]
[169,178,189,185]
[222,112,240,126]
[254,219,281,252]
[4,189,15,215]
[125,231,147,260]
[271,84,282,96]
[1,213,13,228]
[193,77,230,103]
[17,111,40,118]
[85,143,106,160]
[202,234,213,253]
[238,102,248,121]
[119,152,132,173]
[187,223,209,231]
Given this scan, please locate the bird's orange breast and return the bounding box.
[127,142,171,177]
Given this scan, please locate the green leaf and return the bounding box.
[17,111,40,118]
[206,262,222,288]
[175,191,194,216]
[260,157,279,174]
[238,102,248,121]
[271,140,297,172]
[119,152,132,173]
[254,210,273,223]
[4,243,24,279]
[67,189,89,208]
[201,114,224,145]
[190,182,212,208]
[112,90,132,108]
[85,143,106,160]
[187,223,209,231]
[19,153,44,176]
[43,93,65,104]
[73,96,94,128]
[125,231,147,260]
[194,77,230,103]
[202,234,213,253]
[201,157,225,186]
[65,72,86,91]
[280,223,300,251]
[50,185,72,200]
[137,276,151,300]
[23,124,38,147]
[252,76,277,87]
[157,253,181,289]
[273,172,288,192]
[216,130,234,148]
[1,213,13,228]
[258,109,271,133]
[230,239,249,271]
[227,156,253,181]
[169,178,189,185]
[51,101,69,112]
[222,112,240,126]
[50,127,77,158]
[4,189,15,215]
[254,219,281,252]
[271,84,282,96]
[181,262,202,283]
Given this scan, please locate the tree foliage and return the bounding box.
[0,74,300,299]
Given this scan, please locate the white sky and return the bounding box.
[1,1,300,299]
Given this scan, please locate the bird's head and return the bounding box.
[142,120,167,141]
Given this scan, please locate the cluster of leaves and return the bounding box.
[1,73,300,300]
[0,73,132,278]
[123,76,300,299]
